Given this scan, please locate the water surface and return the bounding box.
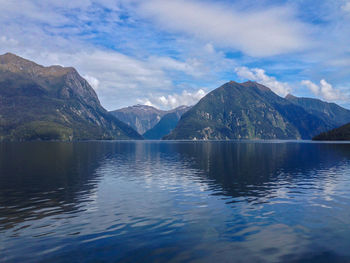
[1,141,350,262]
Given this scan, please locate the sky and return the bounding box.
[1,0,350,110]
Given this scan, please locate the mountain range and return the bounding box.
[0,53,142,141]
[1,53,350,141]
[164,81,350,140]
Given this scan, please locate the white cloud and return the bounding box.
[138,89,207,109]
[42,50,175,109]
[301,79,345,101]
[342,1,350,12]
[0,36,18,46]
[137,0,308,57]
[235,66,291,97]
[148,56,204,78]
[83,75,100,90]
[301,80,319,95]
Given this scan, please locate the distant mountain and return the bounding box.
[285,94,350,127]
[313,123,350,141]
[143,106,191,139]
[164,81,338,140]
[0,53,142,141]
[110,105,166,134]
[110,104,192,135]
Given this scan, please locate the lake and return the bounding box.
[1,141,350,262]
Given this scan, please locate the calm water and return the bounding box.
[1,141,350,262]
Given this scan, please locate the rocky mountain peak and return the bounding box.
[0,52,142,141]
[225,81,271,93]
[0,53,99,108]
[285,94,297,100]
[117,104,166,115]
[164,81,341,140]
[0,52,74,77]
[241,81,271,92]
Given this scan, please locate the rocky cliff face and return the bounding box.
[0,53,142,141]
[164,81,337,140]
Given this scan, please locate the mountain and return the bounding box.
[110,105,166,134]
[164,81,337,140]
[285,94,350,127]
[0,53,142,141]
[313,123,350,141]
[143,106,191,139]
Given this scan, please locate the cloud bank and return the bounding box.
[301,79,346,101]
[138,89,207,109]
[138,0,308,57]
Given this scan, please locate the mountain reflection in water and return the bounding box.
[1,141,350,263]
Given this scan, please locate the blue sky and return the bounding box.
[1,0,350,110]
